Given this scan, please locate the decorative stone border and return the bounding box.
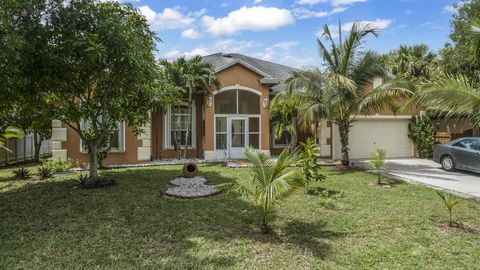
[162,176,223,199]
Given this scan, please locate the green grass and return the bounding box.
[1,163,480,269]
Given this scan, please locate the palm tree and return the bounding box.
[415,22,480,130]
[217,147,305,234]
[287,23,413,166]
[270,91,302,148]
[158,56,219,159]
[382,44,440,83]
[417,76,480,127]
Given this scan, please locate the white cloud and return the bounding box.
[138,6,205,31]
[202,6,295,35]
[342,19,392,31]
[330,0,366,6]
[161,39,262,59]
[272,40,300,50]
[296,0,365,6]
[181,28,200,39]
[293,8,328,19]
[442,5,458,15]
[317,19,392,38]
[293,6,347,19]
[296,0,327,5]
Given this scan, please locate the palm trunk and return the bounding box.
[261,211,270,234]
[88,144,99,179]
[33,131,44,162]
[338,121,350,166]
[290,115,298,148]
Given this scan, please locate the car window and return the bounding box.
[453,139,478,150]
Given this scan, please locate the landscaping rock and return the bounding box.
[163,176,221,198]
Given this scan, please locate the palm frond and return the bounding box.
[359,79,414,115]
[418,75,480,124]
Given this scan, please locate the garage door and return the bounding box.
[347,119,414,159]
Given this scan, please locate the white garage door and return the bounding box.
[347,119,414,159]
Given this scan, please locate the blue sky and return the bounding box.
[123,0,458,68]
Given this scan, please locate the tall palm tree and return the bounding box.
[217,147,305,234]
[158,56,219,159]
[287,23,412,166]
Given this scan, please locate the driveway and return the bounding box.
[353,158,480,199]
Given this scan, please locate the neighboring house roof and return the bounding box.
[202,53,297,93]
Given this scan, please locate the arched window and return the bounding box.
[215,89,260,114]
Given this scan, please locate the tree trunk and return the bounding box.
[261,211,270,234]
[290,115,298,149]
[338,121,351,166]
[88,144,99,179]
[33,131,44,162]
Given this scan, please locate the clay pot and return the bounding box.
[182,163,198,178]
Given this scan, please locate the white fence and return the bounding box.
[0,134,51,166]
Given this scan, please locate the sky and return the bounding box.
[119,0,459,68]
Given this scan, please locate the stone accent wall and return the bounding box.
[317,120,332,158]
[137,121,151,161]
[51,120,68,161]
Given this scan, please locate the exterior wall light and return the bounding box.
[262,97,269,109]
[207,94,213,108]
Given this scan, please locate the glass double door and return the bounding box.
[215,116,260,159]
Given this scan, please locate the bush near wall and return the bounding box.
[408,115,435,158]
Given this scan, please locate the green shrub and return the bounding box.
[42,159,71,173]
[37,166,53,179]
[408,115,435,158]
[74,174,116,189]
[298,138,326,193]
[13,167,31,180]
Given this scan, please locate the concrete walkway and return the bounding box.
[353,158,480,199]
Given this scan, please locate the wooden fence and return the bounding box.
[0,134,51,166]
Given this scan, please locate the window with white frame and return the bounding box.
[80,120,125,152]
[165,103,195,148]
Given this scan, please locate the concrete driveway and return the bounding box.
[353,158,480,199]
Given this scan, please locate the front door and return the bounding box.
[229,117,247,159]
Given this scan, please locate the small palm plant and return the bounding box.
[436,191,461,227]
[299,138,326,193]
[218,148,305,234]
[369,149,386,185]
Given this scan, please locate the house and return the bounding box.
[51,53,418,165]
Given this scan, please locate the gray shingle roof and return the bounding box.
[202,53,297,92]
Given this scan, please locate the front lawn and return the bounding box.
[1,164,479,269]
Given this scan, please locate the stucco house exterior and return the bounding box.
[51,53,418,165]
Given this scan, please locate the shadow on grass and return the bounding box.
[0,165,343,268]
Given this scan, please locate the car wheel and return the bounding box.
[441,155,455,171]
